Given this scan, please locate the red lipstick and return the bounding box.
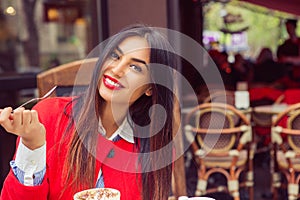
[103,75,124,90]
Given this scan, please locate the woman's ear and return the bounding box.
[145,87,152,96]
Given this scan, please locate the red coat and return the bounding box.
[0,97,142,200]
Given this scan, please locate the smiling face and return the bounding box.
[98,36,152,106]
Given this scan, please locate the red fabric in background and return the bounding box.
[249,87,283,145]
[281,89,300,105]
[249,87,283,102]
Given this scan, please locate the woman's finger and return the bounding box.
[12,107,24,127]
[22,110,32,126]
[30,110,39,124]
[0,107,13,131]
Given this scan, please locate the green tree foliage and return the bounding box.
[204,1,299,59]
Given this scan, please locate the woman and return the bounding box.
[0,24,177,200]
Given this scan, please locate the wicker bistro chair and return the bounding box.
[37,58,98,97]
[271,103,300,200]
[184,102,253,200]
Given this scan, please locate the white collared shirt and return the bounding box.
[98,117,134,143]
[13,116,134,186]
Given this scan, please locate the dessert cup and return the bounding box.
[73,188,120,200]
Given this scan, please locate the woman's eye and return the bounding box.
[110,52,119,60]
[130,64,142,72]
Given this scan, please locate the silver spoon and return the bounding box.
[16,86,57,109]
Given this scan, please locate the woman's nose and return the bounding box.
[111,61,127,77]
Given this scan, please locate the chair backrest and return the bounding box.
[37,58,98,97]
[287,109,300,152]
[204,90,245,127]
[185,102,251,154]
[203,90,235,105]
[272,103,300,153]
[250,87,283,129]
[196,106,235,153]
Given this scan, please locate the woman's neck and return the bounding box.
[99,102,128,138]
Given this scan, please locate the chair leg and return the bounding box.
[271,172,281,200]
[228,179,240,200]
[233,196,240,200]
[271,144,280,200]
[244,170,254,200]
[195,179,207,196]
[287,183,299,200]
[246,152,254,200]
[248,186,254,200]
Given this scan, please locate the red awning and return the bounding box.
[240,0,300,16]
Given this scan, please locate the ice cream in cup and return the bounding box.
[73,188,120,200]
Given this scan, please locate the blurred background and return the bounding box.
[0,0,299,107]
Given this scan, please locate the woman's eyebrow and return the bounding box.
[116,46,123,54]
[116,46,149,69]
[131,58,148,69]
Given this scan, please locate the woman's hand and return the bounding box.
[0,107,46,150]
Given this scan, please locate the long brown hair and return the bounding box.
[63,24,177,199]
